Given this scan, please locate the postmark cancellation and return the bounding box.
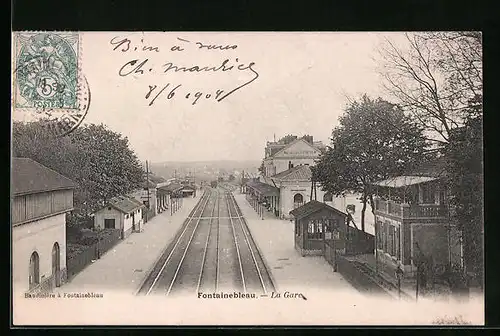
[13,32,81,110]
[12,32,90,137]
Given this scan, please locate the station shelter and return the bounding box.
[157,183,184,214]
[245,179,280,217]
[290,200,349,265]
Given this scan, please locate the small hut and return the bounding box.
[290,200,348,257]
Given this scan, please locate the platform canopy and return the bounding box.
[157,183,184,194]
[372,175,439,188]
[246,180,280,197]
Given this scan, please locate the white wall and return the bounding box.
[123,208,143,233]
[12,213,66,294]
[279,181,327,219]
[94,207,123,231]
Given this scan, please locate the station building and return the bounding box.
[246,135,330,219]
[93,196,145,238]
[12,158,76,294]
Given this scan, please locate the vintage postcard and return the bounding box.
[11,31,484,325]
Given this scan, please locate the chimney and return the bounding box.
[303,135,313,144]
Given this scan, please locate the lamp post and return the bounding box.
[395,265,404,300]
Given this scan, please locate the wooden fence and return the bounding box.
[346,226,375,255]
[336,255,392,297]
[324,240,337,271]
[67,229,121,279]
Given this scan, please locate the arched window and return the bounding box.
[52,243,61,287]
[29,251,40,290]
[293,193,304,208]
[323,192,333,202]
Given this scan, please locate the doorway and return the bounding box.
[52,243,61,287]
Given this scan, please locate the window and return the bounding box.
[125,214,129,219]
[293,193,304,209]
[108,207,112,210]
[307,219,325,239]
[421,183,436,204]
[396,227,401,260]
[384,222,390,252]
[307,221,315,237]
[29,252,40,290]
[388,225,394,257]
[380,222,387,251]
[323,192,333,202]
[104,218,115,229]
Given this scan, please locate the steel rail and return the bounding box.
[145,190,211,295]
[165,190,212,296]
[225,190,246,293]
[196,188,218,292]
[229,192,268,294]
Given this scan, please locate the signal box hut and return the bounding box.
[290,200,348,257]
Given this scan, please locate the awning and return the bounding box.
[157,183,184,194]
[246,180,280,197]
[372,176,439,188]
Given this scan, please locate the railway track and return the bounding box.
[139,187,275,297]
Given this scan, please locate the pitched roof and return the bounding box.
[142,180,157,189]
[372,176,439,188]
[12,157,76,196]
[181,185,196,191]
[289,200,348,220]
[246,180,280,196]
[106,195,145,214]
[373,156,447,188]
[271,165,312,181]
[148,174,167,184]
[158,183,184,193]
[271,138,321,158]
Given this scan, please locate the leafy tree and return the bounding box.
[312,95,428,231]
[228,174,235,181]
[378,32,484,283]
[378,32,482,144]
[12,121,145,231]
[445,116,483,283]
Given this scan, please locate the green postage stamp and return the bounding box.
[13,32,80,110]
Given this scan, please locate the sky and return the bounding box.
[12,32,408,162]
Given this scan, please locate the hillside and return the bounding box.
[149,160,261,182]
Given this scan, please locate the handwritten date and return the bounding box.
[145,83,226,106]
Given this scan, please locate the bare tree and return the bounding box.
[378,32,482,145]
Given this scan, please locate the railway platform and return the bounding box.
[232,192,362,296]
[54,196,199,295]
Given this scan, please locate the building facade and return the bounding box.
[262,135,325,177]
[247,135,328,219]
[94,196,145,238]
[372,174,462,278]
[12,158,76,294]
